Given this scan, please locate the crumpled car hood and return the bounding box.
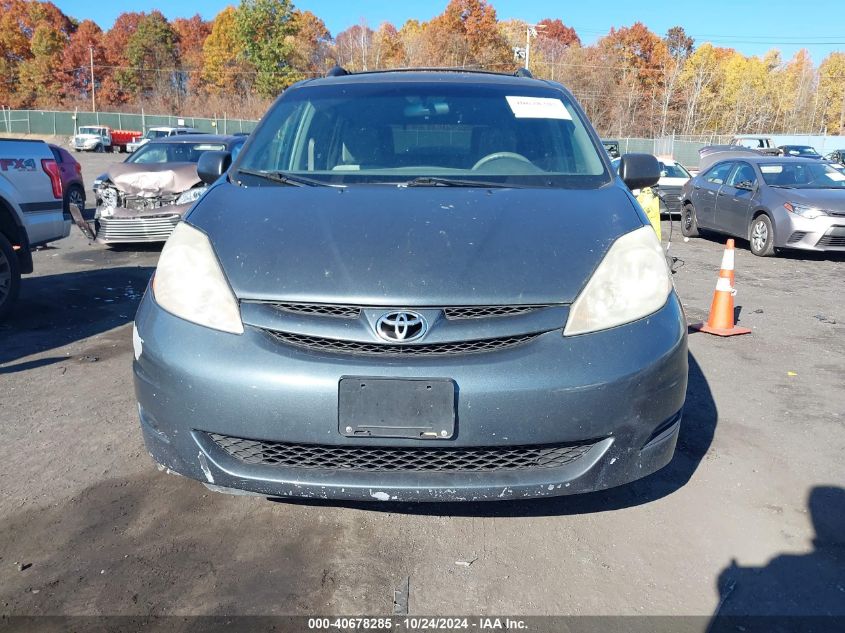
[105,162,200,197]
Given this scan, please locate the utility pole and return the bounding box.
[89,45,96,112]
[524,23,546,72]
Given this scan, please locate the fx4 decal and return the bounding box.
[0,158,37,171]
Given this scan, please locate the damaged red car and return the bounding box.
[89,134,245,245]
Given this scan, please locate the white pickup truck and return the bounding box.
[0,138,70,318]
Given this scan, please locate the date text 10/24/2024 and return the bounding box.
[308,618,528,630]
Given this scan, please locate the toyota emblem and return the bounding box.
[376,311,427,342]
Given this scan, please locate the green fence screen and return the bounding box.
[0,109,258,138]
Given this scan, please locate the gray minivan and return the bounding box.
[132,68,687,502]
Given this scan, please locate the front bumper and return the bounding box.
[133,293,688,502]
[94,204,190,244]
[777,214,845,251]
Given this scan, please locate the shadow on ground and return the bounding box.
[707,485,845,631]
[272,352,717,518]
[0,472,347,617]
[0,265,154,365]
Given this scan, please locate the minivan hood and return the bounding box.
[188,182,642,306]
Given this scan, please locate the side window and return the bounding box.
[50,147,62,163]
[727,163,757,188]
[704,162,734,185]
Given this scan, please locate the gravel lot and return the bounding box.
[0,149,843,620]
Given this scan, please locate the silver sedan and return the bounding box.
[681,155,845,256]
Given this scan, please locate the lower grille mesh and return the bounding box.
[817,235,845,248]
[209,433,595,472]
[266,330,540,356]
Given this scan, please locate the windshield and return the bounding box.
[782,146,820,157]
[79,127,102,135]
[146,129,170,140]
[127,142,226,164]
[659,162,691,179]
[236,81,609,188]
[760,162,845,188]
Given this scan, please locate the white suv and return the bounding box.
[126,127,201,153]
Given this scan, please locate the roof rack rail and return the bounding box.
[337,67,524,78]
[326,65,349,77]
[514,68,533,78]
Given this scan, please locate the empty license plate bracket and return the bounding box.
[338,377,456,440]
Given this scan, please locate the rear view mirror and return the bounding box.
[197,150,232,185]
[619,153,660,190]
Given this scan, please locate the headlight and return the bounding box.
[99,186,118,210]
[176,187,208,205]
[153,222,243,334]
[784,202,827,219]
[564,226,672,336]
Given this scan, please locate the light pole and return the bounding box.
[524,23,546,72]
[89,45,96,112]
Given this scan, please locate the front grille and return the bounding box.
[817,235,845,248]
[266,331,540,356]
[97,215,179,242]
[443,305,549,319]
[263,303,551,320]
[269,302,360,318]
[209,433,595,472]
[787,231,808,244]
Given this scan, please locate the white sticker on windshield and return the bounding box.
[760,165,783,173]
[506,96,572,120]
[827,171,845,181]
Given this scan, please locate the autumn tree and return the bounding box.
[397,19,425,67]
[173,14,211,96]
[100,11,144,104]
[201,7,250,95]
[818,52,845,134]
[420,0,512,69]
[235,0,299,96]
[287,10,332,76]
[58,19,106,106]
[335,22,375,71]
[123,10,179,107]
[2,0,73,107]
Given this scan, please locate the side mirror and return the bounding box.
[197,150,232,185]
[735,180,756,191]
[619,153,660,190]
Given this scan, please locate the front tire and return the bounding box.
[749,214,775,257]
[681,203,700,237]
[0,232,21,320]
[95,143,104,153]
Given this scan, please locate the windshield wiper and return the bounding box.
[400,176,521,189]
[235,168,330,187]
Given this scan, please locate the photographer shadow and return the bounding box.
[707,486,845,632]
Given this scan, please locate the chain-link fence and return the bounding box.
[0,108,258,138]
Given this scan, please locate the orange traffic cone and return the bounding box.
[690,239,752,337]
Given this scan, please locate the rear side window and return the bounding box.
[703,162,734,184]
[727,163,756,188]
[50,147,62,163]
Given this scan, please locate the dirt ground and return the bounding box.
[0,149,843,621]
